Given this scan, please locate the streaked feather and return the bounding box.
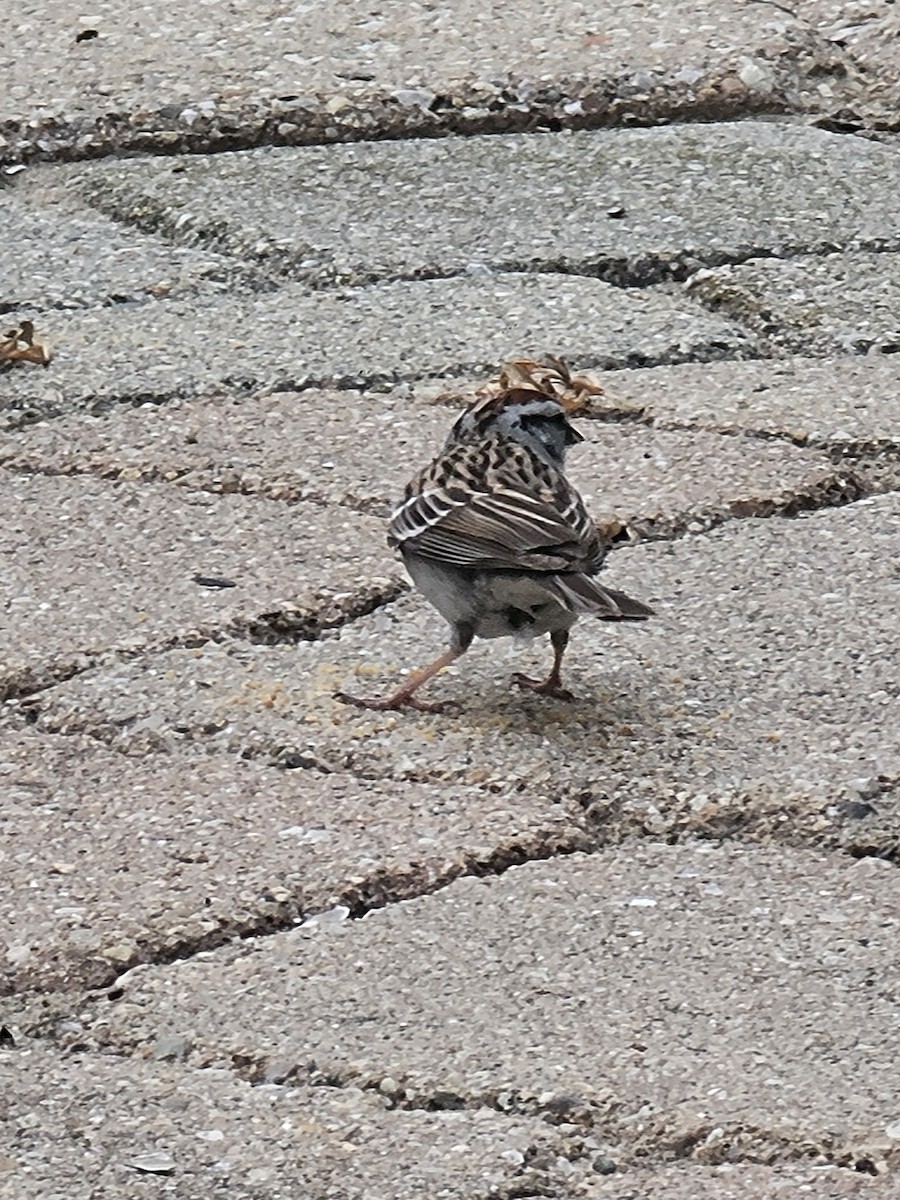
[551,575,654,620]
[389,432,603,576]
[388,368,653,630]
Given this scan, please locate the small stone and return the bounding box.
[849,777,881,801]
[126,1152,176,1175]
[152,1035,193,1062]
[837,799,876,821]
[264,886,291,903]
[592,1154,617,1175]
[263,1061,296,1084]
[102,941,138,964]
[391,88,436,110]
[718,76,747,98]
[737,58,772,90]
[301,905,350,930]
[673,66,704,85]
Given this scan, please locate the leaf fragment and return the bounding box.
[0,320,51,367]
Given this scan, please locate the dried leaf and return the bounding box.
[439,357,605,419]
[0,320,51,367]
[489,355,603,413]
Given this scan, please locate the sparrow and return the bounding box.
[338,357,653,710]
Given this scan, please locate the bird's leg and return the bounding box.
[512,628,575,701]
[337,648,463,712]
[336,625,473,712]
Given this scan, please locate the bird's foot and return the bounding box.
[334,691,459,714]
[511,673,575,702]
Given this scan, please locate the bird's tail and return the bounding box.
[552,574,654,621]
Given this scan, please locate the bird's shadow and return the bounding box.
[419,666,658,742]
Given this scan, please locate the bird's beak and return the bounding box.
[565,421,585,445]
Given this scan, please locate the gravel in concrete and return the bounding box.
[23,497,900,829]
[0,471,397,698]
[0,0,811,117]
[0,730,587,994]
[796,1,900,123]
[55,845,900,1168]
[0,386,856,537]
[55,123,900,286]
[0,1040,574,1199]
[594,355,900,448]
[1,192,260,313]
[1,2,830,162]
[575,1163,900,1196]
[686,251,900,355]
[0,273,755,419]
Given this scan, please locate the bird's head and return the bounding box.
[447,356,601,468]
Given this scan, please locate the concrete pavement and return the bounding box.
[4,2,900,1196]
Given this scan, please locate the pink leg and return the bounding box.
[336,625,474,713]
[336,647,465,712]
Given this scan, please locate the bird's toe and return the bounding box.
[510,673,575,702]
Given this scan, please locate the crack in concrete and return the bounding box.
[516,240,900,290]
[628,1120,894,1175]
[2,579,407,706]
[3,830,594,998]
[229,1058,898,1176]
[603,466,866,545]
[2,464,872,728]
[1,82,798,170]
[1,435,867,541]
[645,415,807,447]
[6,756,898,1000]
[59,180,900,290]
[2,239,892,365]
[6,1008,892,1184]
[682,262,900,359]
[574,774,900,869]
[144,1049,900,1177]
[640,423,900,502]
[0,270,279,318]
[0,1034,585,1200]
[0,456,337,507]
[0,342,771,431]
[5,774,898,1173]
[823,443,900,500]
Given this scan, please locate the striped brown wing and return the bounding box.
[389,438,604,574]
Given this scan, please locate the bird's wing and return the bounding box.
[389,440,603,574]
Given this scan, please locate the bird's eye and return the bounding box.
[520,412,582,440]
[518,412,564,435]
